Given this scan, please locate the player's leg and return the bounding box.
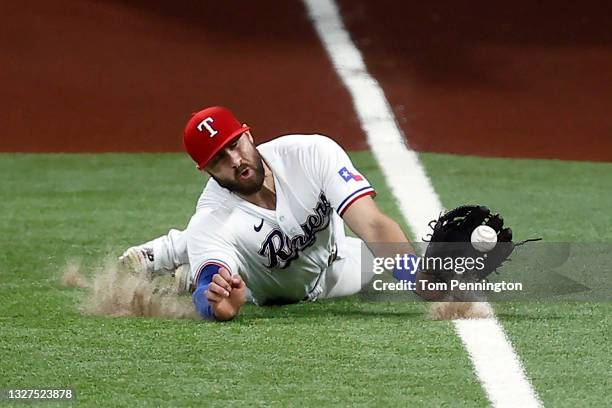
[319,237,375,299]
[119,228,189,276]
[119,189,214,292]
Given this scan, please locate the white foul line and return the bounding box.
[303,0,542,406]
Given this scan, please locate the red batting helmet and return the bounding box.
[183,106,250,169]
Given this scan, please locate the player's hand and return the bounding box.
[205,267,246,321]
[207,267,234,299]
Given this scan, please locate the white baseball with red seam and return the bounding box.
[471,225,498,252]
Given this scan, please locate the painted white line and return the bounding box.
[454,319,542,407]
[303,0,542,406]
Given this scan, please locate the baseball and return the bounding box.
[471,225,498,252]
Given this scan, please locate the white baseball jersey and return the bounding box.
[185,134,375,305]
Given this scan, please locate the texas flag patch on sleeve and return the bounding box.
[338,166,363,182]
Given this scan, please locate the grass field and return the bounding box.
[1,152,610,406]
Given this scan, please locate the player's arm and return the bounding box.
[342,196,420,267]
[342,196,445,301]
[192,263,246,321]
[342,195,407,245]
[312,135,442,299]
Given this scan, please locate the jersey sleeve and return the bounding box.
[311,135,376,216]
[185,211,242,285]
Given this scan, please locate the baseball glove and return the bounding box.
[423,205,516,283]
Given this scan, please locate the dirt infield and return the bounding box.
[1,0,366,152]
[2,0,610,161]
[340,0,612,161]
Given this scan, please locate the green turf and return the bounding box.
[418,153,612,242]
[0,152,610,407]
[418,152,612,407]
[0,153,486,407]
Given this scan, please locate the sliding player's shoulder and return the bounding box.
[259,135,345,177]
[260,134,340,156]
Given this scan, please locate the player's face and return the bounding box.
[205,132,265,195]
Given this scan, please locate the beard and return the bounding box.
[211,152,266,196]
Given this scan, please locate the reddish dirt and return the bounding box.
[0,0,367,153]
[339,0,612,161]
[2,0,611,161]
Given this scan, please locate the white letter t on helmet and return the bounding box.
[196,117,218,137]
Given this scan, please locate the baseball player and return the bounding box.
[121,106,433,320]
